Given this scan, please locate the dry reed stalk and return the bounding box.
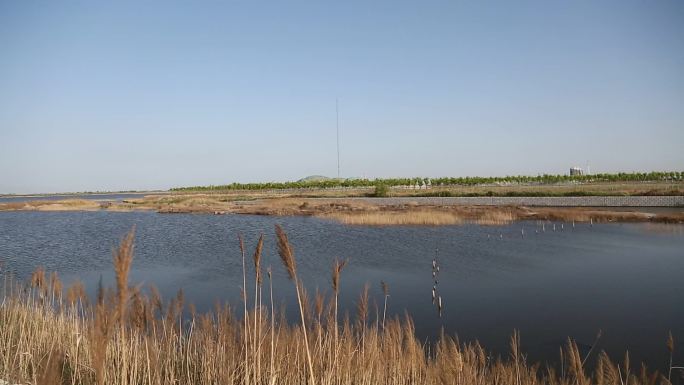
[91,288,113,385]
[356,283,369,357]
[566,338,588,385]
[511,330,521,385]
[313,287,324,357]
[581,329,602,366]
[37,348,64,385]
[30,266,46,301]
[381,280,389,330]
[49,271,62,304]
[252,234,264,385]
[330,256,347,375]
[275,224,316,385]
[267,266,275,383]
[238,233,250,385]
[113,227,135,337]
[667,331,674,383]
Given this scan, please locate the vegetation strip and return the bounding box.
[170,171,684,192]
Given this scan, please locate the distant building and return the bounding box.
[570,167,584,176]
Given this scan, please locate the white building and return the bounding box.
[570,167,584,176]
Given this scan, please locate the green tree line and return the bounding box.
[170,171,683,192]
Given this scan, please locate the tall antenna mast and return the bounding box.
[336,98,340,179]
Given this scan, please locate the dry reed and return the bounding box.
[275,224,316,385]
[321,210,464,226]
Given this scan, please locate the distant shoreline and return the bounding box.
[0,191,164,199]
[1,194,682,225]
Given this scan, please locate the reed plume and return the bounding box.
[66,279,86,307]
[113,226,135,336]
[49,271,62,303]
[30,266,47,300]
[275,224,316,385]
[331,257,347,328]
[275,225,296,280]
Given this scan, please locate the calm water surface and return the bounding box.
[0,193,161,203]
[0,211,682,370]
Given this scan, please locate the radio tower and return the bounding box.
[336,99,340,179]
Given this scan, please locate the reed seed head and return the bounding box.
[49,271,62,297]
[314,287,324,319]
[113,226,135,331]
[31,266,46,289]
[332,257,348,293]
[381,280,389,297]
[275,224,296,280]
[66,280,86,306]
[238,233,245,255]
[253,234,264,284]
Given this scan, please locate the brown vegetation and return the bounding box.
[319,205,684,226]
[1,193,683,225]
[1,227,681,384]
[321,210,464,225]
[0,199,102,211]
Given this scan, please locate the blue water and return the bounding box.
[0,193,163,203]
[0,211,682,371]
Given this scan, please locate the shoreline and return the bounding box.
[1,195,683,225]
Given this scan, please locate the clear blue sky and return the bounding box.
[1,1,682,193]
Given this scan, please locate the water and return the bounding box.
[0,211,682,371]
[0,192,162,203]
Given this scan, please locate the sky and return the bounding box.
[1,1,683,194]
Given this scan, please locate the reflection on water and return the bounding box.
[639,222,684,236]
[0,211,682,370]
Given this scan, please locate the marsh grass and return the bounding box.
[321,210,465,226]
[473,210,516,225]
[0,226,679,385]
[0,199,101,212]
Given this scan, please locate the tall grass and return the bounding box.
[0,226,679,384]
